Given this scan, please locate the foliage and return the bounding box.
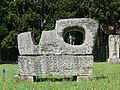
[0,0,120,48]
[0,63,120,89]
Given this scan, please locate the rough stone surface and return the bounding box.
[77,75,96,82]
[18,55,93,76]
[18,18,98,55]
[17,18,98,81]
[108,35,120,64]
[14,75,33,82]
[18,32,40,55]
[108,58,120,64]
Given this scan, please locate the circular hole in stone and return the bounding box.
[63,26,85,45]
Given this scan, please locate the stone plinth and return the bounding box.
[18,55,93,76]
[14,75,34,82]
[77,75,96,82]
[16,18,98,82]
[108,35,120,64]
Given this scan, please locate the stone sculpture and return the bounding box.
[108,35,120,64]
[15,18,98,81]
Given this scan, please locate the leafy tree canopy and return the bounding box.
[0,0,120,48]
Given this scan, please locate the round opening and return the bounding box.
[63,26,85,45]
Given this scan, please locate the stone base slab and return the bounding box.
[14,75,34,82]
[77,75,96,81]
[14,75,96,82]
[18,55,94,76]
[107,58,120,64]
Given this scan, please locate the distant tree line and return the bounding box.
[0,0,120,60]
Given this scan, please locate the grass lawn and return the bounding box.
[0,62,120,90]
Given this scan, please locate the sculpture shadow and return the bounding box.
[33,76,107,82]
[33,76,77,82]
[96,75,107,80]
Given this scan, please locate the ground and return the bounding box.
[0,62,120,90]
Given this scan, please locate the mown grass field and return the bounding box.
[0,62,120,90]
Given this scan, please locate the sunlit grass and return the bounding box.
[0,62,120,90]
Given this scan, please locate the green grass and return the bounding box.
[0,62,120,90]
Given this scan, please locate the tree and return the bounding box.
[0,0,120,60]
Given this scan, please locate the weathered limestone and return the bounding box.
[14,75,34,82]
[77,75,96,81]
[108,35,120,64]
[18,55,93,76]
[18,32,39,55]
[16,18,98,82]
[18,18,98,55]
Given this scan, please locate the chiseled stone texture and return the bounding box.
[18,55,93,76]
[108,35,120,64]
[14,75,34,82]
[18,32,40,55]
[77,75,96,82]
[17,18,98,81]
[108,58,120,64]
[18,18,98,55]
